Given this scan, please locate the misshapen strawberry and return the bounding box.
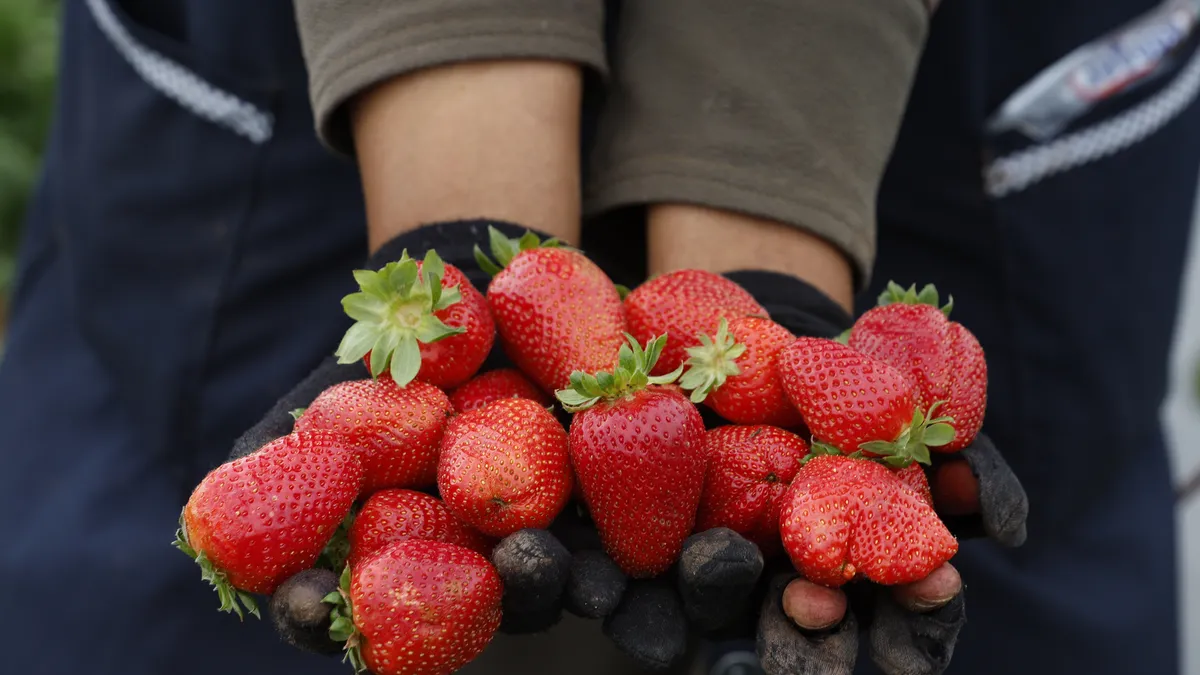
[335,249,494,389]
[849,282,987,452]
[174,432,363,618]
[625,269,766,376]
[777,337,955,466]
[347,489,494,568]
[294,378,452,494]
[779,454,957,587]
[328,540,503,675]
[437,397,573,537]
[696,425,809,556]
[449,368,552,413]
[476,227,626,394]
[557,334,707,578]
[680,317,802,427]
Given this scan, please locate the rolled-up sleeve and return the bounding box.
[294,0,607,155]
[586,0,930,287]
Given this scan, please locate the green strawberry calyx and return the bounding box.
[555,333,684,412]
[173,515,260,621]
[678,318,746,404]
[877,281,954,318]
[858,401,957,468]
[474,225,571,277]
[334,249,464,387]
[324,565,367,673]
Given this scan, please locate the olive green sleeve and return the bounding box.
[586,0,931,287]
[293,0,607,155]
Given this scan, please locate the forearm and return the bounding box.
[352,60,584,251]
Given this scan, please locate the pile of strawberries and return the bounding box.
[175,227,988,675]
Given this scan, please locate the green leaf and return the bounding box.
[810,442,844,456]
[334,321,380,366]
[351,269,387,298]
[615,284,631,300]
[474,244,503,276]
[911,442,932,466]
[414,315,466,344]
[289,408,307,422]
[882,455,911,469]
[389,334,423,386]
[518,231,541,251]
[859,440,898,455]
[596,371,615,391]
[923,423,956,447]
[617,343,636,374]
[421,249,446,283]
[341,292,387,323]
[648,363,685,386]
[833,328,852,346]
[556,389,601,412]
[488,226,517,267]
[916,284,939,307]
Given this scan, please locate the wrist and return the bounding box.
[724,269,854,339]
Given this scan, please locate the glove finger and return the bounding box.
[603,579,689,671]
[868,590,966,675]
[677,528,765,633]
[891,563,962,613]
[565,549,627,619]
[757,574,858,675]
[491,529,572,634]
[933,434,1028,547]
[268,568,342,656]
[228,356,365,461]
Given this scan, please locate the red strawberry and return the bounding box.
[778,454,957,587]
[336,249,494,388]
[894,463,934,507]
[558,334,707,577]
[680,317,803,427]
[695,425,809,556]
[347,489,494,568]
[329,540,503,675]
[476,227,626,394]
[849,282,987,452]
[437,397,573,537]
[625,269,767,376]
[174,432,363,617]
[294,378,452,494]
[776,337,955,465]
[449,368,552,413]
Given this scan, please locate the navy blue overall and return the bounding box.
[0,1,1192,674]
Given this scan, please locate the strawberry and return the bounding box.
[849,282,987,452]
[557,334,707,577]
[335,249,494,388]
[476,227,627,394]
[778,454,957,587]
[776,337,955,466]
[437,397,573,537]
[328,540,503,675]
[449,368,552,413]
[625,269,766,376]
[174,432,363,618]
[695,425,809,556]
[347,489,494,568]
[679,317,803,427]
[894,463,934,507]
[294,378,452,494]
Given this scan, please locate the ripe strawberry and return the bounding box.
[695,425,809,556]
[680,317,802,427]
[625,269,767,376]
[336,249,494,388]
[778,454,957,587]
[174,432,363,617]
[329,540,503,675]
[776,337,955,466]
[558,334,707,578]
[476,227,626,394]
[437,397,573,537]
[294,378,452,494]
[894,463,934,507]
[849,282,987,452]
[449,368,552,413]
[347,489,494,568]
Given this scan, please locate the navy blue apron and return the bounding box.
[863,0,1198,672]
[0,1,362,673]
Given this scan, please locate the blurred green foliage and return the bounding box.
[0,0,58,296]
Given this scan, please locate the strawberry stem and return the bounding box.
[173,516,260,621]
[678,318,746,404]
[325,565,366,673]
[857,401,956,467]
[334,249,465,387]
[555,333,684,412]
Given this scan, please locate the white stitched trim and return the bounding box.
[85,0,273,144]
[985,46,1200,198]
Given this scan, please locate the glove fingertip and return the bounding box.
[603,580,689,671]
[565,550,626,619]
[756,575,857,675]
[268,568,342,656]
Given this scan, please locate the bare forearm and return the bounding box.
[648,205,855,312]
[351,60,584,251]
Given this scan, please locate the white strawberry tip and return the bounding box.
[555,333,684,412]
[678,318,746,404]
[472,224,569,277]
[324,565,366,673]
[172,514,260,621]
[876,280,954,317]
[334,249,465,387]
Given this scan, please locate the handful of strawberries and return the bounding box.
[175,226,990,675]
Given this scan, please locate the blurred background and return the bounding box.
[1,0,1199,671]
